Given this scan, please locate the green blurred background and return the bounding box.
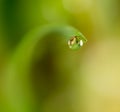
[0,0,120,112]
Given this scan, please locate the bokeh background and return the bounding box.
[0,0,120,112]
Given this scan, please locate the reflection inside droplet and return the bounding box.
[68,36,84,50]
[79,40,83,46]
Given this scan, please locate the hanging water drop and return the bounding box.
[68,36,85,50]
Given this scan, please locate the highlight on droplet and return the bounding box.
[79,40,83,46]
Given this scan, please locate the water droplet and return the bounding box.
[68,36,85,50]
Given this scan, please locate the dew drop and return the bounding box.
[68,36,85,50]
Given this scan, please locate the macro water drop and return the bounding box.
[68,36,85,50]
